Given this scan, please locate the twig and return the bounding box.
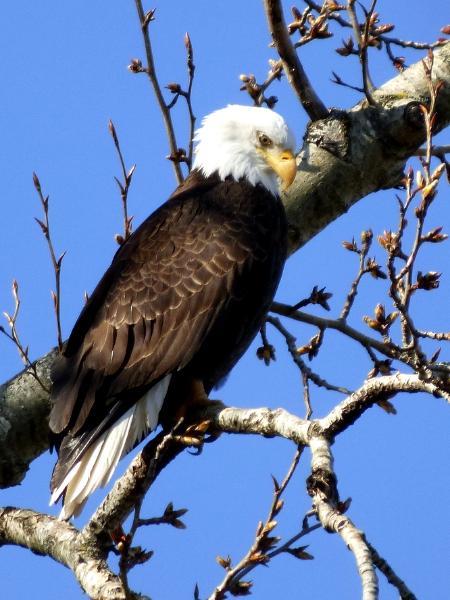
[133,2,184,184]
[263,0,328,120]
[183,33,196,170]
[340,229,373,320]
[271,301,400,361]
[0,280,49,393]
[381,35,447,51]
[266,315,352,396]
[302,371,313,418]
[382,53,446,360]
[239,62,283,108]
[165,33,197,170]
[414,144,450,157]
[32,173,65,351]
[368,541,418,600]
[108,120,136,244]
[208,448,304,599]
[305,1,447,50]
[331,70,364,93]
[347,0,377,105]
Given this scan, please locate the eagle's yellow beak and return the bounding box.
[261,147,297,191]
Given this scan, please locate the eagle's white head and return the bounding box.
[193,105,296,195]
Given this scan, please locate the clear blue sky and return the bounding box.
[0,2,448,598]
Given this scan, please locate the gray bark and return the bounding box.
[0,42,449,489]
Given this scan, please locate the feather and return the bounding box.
[50,375,171,519]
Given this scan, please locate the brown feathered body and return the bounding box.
[49,170,287,517]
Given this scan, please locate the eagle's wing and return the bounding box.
[49,174,287,517]
[50,176,278,445]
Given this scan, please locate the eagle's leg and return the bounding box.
[160,376,223,447]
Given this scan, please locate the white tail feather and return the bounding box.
[51,375,171,520]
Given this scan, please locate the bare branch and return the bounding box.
[0,508,140,600]
[266,315,352,397]
[263,0,328,120]
[108,120,136,244]
[340,229,374,320]
[183,32,196,170]
[202,373,449,447]
[368,541,418,600]
[347,0,377,105]
[208,448,304,599]
[308,437,379,599]
[271,301,400,361]
[32,173,65,351]
[0,281,49,393]
[82,426,185,544]
[132,2,184,184]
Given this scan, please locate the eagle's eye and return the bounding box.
[258,132,273,148]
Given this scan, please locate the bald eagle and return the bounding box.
[49,105,296,519]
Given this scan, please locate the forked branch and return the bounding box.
[263,0,328,120]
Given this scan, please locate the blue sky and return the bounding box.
[0,2,449,598]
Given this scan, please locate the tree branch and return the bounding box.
[263,0,328,120]
[0,507,143,600]
[203,373,448,444]
[133,1,184,184]
[0,350,56,488]
[82,428,185,545]
[308,437,379,600]
[271,301,399,361]
[283,42,450,253]
[368,540,418,600]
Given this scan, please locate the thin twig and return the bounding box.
[347,0,377,105]
[383,53,445,362]
[271,301,400,361]
[340,229,373,321]
[368,541,418,600]
[133,2,184,184]
[331,70,364,93]
[108,120,136,244]
[263,0,328,120]
[381,35,447,51]
[302,371,313,419]
[414,144,450,157]
[32,173,65,351]
[305,0,447,50]
[266,315,352,395]
[208,448,304,599]
[183,33,196,170]
[239,62,283,108]
[0,280,49,392]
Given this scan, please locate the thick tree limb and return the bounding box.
[0,350,56,488]
[0,507,144,600]
[284,42,450,253]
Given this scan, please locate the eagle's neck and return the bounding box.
[192,146,279,196]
